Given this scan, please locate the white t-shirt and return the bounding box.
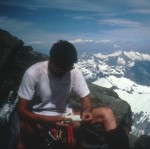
[18,60,90,116]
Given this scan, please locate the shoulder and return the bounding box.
[24,60,48,80]
[70,66,85,80]
[71,66,82,74]
[26,60,48,74]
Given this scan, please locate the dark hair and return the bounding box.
[49,40,78,67]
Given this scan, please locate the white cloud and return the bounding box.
[0,0,107,12]
[0,0,150,53]
[69,39,94,43]
[95,39,112,43]
[0,16,33,33]
[131,9,150,14]
[98,18,143,28]
[69,39,114,44]
[104,26,150,39]
[126,0,150,9]
[1,0,150,13]
[72,16,95,21]
[26,41,50,45]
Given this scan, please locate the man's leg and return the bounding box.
[17,120,42,149]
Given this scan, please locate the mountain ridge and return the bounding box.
[78,50,150,86]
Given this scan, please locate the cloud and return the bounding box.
[98,25,150,41]
[69,39,113,44]
[0,0,107,12]
[72,16,95,21]
[0,0,150,14]
[98,18,143,28]
[26,41,50,45]
[0,16,33,33]
[0,0,150,53]
[126,0,150,9]
[69,39,93,43]
[131,9,150,14]
[95,39,112,43]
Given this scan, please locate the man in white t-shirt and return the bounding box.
[16,40,91,148]
[16,40,127,149]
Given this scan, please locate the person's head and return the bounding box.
[49,40,78,76]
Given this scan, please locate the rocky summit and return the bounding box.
[0,29,143,148]
[0,29,48,148]
[0,29,49,106]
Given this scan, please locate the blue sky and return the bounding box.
[0,0,150,54]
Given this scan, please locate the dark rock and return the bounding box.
[0,29,49,106]
[135,135,150,149]
[0,29,48,148]
[0,29,132,148]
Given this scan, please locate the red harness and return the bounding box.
[68,124,74,145]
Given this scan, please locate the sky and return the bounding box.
[0,0,150,55]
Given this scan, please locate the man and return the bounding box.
[16,40,129,149]
[16,40,91,148]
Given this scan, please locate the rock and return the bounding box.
[0,29,48,148]
[89,83,132,132]
[0,29,132,148]
[0,29,48,106]
[69,83,132,147]
[70,83,132,132]
[135,135,150,149]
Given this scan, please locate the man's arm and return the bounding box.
[81,95,91,112]
[81,95,92,120]
[17,97,71,127]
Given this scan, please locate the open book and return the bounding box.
[62,107,82,121]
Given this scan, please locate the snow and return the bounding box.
[117,57,126,65]
[124,51,150,61]
[94,50,150,62]
[0,98,18,123]
[92,76,150,115]
[94,50,122,59]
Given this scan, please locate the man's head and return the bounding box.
[49,40,78,76]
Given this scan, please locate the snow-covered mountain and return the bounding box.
[78,50,150,86]
[77,50,150,137]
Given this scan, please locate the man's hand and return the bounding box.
[82,111,93,121]
[52,116,72,127]
[53,121,70,127]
